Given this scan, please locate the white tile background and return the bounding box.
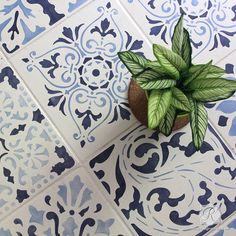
[0,0,236,235]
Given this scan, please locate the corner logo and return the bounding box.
[200,203,222,227]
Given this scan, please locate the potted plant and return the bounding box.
[118,15,236,150]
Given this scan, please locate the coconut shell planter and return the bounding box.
[118,15,236,150]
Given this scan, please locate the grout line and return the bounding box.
[3,0,95,60]
[82,162,136,236]
[0,49,82,165]
[0,164,79,225]
[208,118,236,159]
[0,164,134,235]
[0,53,83,223]
[0,2,141,229]
[115,0,152,48]
[83,122,140,167]
[115,0,236,158]
[215,48,236,64]
[82,122,140,235]
[206,212,236,236]
[2,0,236,233]
[82,121,139,164]
[207,49,236,157]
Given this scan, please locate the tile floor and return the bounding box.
[0,0,235,235]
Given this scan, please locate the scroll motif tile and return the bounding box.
[0,0,90,56]
[0,57,77,221]
[89,123,236,236]
[120,0,236,61]
[206,51,236,152]
[0,167,132,236]
[10,0,154,160]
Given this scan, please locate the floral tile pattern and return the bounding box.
[89,123,236,236]
[10,0,154,160]
[0,0,236,236]
[121,0,236,61]
[0,167,132,236]
[0,0,90,56]
[206,51,236,152]
[0,56,77,221]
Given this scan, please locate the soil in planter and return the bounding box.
[128,80,189,131]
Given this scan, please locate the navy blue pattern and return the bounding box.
[22,2,144,148]
[90,124,236,235]
[0,172,129,235]
[0,62,75,219]
[0,0,88,54]
[125,0,236,57]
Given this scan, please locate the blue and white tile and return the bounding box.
[120,0,236,62]
[206,50,236,153]
[0,167,132,236]
[0,56,77,220]
[10,0,154,161]
[213,215,236,235]
[0,0,91,57]
[88,123,236,236]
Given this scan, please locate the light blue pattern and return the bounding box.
[96,219,115,235]
[5,174,118,235]
[217,101,236,114]
[23,2,143,148]
[126,0,236,57]
[68,0,88,12]
[90,124,236,235]
[0,62,75,219]
[29,206,45,225]
[0,228,11,236]
[20,20,45,45]
[62,217,78,236]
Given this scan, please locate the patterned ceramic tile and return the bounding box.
[213,216,236,235]
[89,123,236,236]
[10,0,154,161]
[0,0,90,56]
[0,56,77,220]
[0,167,132,236]
[120,0,236,62]
[206,50,236,152]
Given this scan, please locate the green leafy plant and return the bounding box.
[118,15,236,150]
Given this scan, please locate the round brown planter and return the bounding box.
[128,80,190,131]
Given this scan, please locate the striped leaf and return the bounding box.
[159,105,177,136]
[145,61,166,74]
[148,89,172,129]
[182,29,192,68]
[172,14,192,68]
[188,78,236,102]
[118,51,148,75]
[183,61,212,86]
[134,70,176,90]
[186,64,225,79]
[171,87,191,112]
[153,44,187,80]
[189,98,208,150]
[172,15,184,57]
